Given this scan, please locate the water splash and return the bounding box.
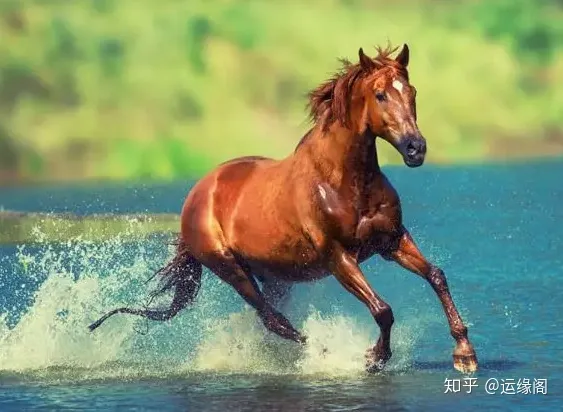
[0,223,425,382]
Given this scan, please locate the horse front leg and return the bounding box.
[329,244,394,372]
[387,227,478,373]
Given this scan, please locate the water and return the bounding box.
[0,160,562,411]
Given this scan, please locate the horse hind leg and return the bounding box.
[88,244,203,331]
[262,278,293,311]
[207,250,306,344]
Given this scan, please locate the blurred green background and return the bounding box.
[0,0,562,184]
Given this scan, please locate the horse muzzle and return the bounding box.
[400,135,427,168]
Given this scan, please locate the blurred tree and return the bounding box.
[98,37,125,77]
[0,62,50,113]
[471,0,562,65]
[91,0,115,14]
[47,17,82,65]
[186,16,212,73]
[0,126,18,173]
[0,0,562,184]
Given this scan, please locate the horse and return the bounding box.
[89,44,478,374]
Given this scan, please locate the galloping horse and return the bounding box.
[89,44,478,373]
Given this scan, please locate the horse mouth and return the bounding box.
[404,153,425,168]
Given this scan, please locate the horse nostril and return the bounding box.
[406,139,426,157]
[406,142,417,157]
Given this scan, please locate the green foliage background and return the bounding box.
[0,0,562,183]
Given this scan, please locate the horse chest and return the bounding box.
[316,180,402,246]
[353,205,401,259]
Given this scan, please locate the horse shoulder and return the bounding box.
[303,181,359,251]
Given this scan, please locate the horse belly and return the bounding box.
[231,224,323,271]
[245,260,329,283]
[229,216,327,282]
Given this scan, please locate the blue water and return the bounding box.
[0,160,562,411]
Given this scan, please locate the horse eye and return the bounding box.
[375,92,386,102]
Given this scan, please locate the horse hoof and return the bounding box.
[453,353,478,374]
[365,346,391,373]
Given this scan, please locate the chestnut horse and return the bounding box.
[89,44,478,373]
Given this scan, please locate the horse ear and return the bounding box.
[358,47,376,72]
[395,43,409,67]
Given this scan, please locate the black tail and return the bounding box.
[88,238,202,332]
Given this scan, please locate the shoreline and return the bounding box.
[0,211,180,245]
[2,154,563,187]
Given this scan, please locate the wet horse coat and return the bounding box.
[89,44,478,373]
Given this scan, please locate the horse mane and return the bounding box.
[306,44,407,132]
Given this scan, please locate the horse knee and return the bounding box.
[373,304,394,330]
[428,266,449,293]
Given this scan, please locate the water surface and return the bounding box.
[0,160,561,411]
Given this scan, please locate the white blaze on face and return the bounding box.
[392,79,404,95]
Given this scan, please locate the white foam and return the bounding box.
[0,225,424,380]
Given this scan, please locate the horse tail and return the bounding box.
[88,237,202,332]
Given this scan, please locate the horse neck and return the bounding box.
[297,122,381,191]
